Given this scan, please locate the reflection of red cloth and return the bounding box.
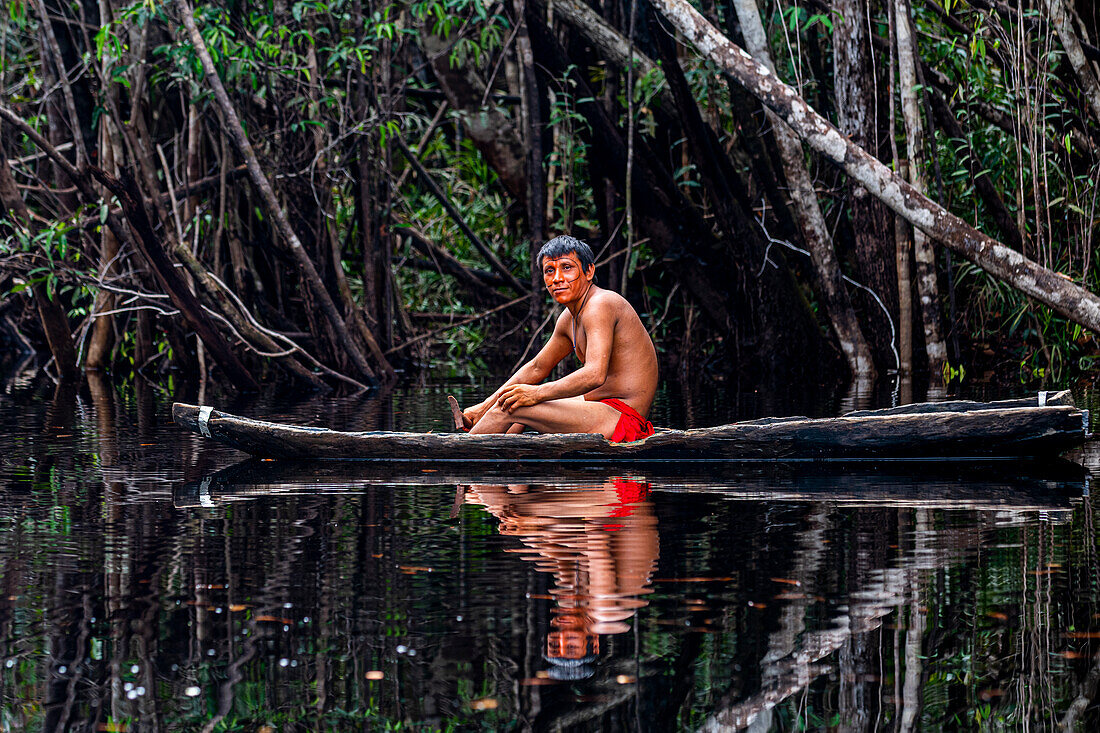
[613,478,649,505]
[601,399,654,443]
[604,477,651,529]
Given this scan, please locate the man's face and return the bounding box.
[543,253,593,305]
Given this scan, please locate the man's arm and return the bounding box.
[497,300,616,412]
[464,313,575,424]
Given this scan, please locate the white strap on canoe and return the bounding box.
[1038,390,1048,407]
[198,406,214,438]
[199,476,214,508]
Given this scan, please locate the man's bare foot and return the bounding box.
[447,395,471,431]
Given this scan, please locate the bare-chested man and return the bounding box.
[452,235,659,441]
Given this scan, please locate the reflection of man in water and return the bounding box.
[463,477,659,679]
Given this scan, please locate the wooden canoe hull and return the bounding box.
[172,393,1090,461]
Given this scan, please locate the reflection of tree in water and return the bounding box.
[3,378,1098,732]
[464,478,658,680]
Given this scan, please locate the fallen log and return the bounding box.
[173,395,1089,461]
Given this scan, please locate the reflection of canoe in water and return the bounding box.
[173,391,1090,461]
[173,457,1087,512]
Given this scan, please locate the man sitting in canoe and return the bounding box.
[450,235,659,442]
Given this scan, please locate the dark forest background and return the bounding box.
[2,0,1100,395]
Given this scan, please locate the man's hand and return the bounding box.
[497,383,543,413]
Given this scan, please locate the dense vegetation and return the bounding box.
[1,0,1099,392]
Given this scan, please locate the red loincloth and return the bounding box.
[601,398,654,443]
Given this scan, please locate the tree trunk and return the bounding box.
[355,133,380,331]
[1041,0,1100,126]
[32,283,80,380]
[649,0,1100,336]
[87,35,124,369]
[833,0,899,372]
[650,15,832,382]
[0,142,79,380]
[896,0,946,377]
[512,0,547,324]
[888,2,910,378]
[352,1,393,353]
[894,170,913,376]
[731,0,875,378]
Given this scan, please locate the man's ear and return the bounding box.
[585,264,596,280]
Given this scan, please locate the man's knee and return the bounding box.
[471,404,532,434]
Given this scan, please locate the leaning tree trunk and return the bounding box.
[896,0,947,378]
[175,0,378,385]
[732,0,875,378]
[832,0,899,372]
[419,27,529,204]
[1042,0,1100,126]
[650,0,1100,336]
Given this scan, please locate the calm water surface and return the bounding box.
[2,371,1100,731]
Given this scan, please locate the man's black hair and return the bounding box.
[537,235,595,271]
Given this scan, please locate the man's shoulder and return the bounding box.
[591,287,639,318]
[590,286,630,309]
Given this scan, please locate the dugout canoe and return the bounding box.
[172,390,1091,461]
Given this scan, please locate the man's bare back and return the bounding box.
[454,236,659,440]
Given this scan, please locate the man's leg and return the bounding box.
[449,394,524,433]
[469,397,621,438]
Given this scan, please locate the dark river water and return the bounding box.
[3,368,1100,731]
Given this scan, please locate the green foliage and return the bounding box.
[910,1,1100,379]
[781,5,837,33]
[408,0,509,67]
[390,121,514,363]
